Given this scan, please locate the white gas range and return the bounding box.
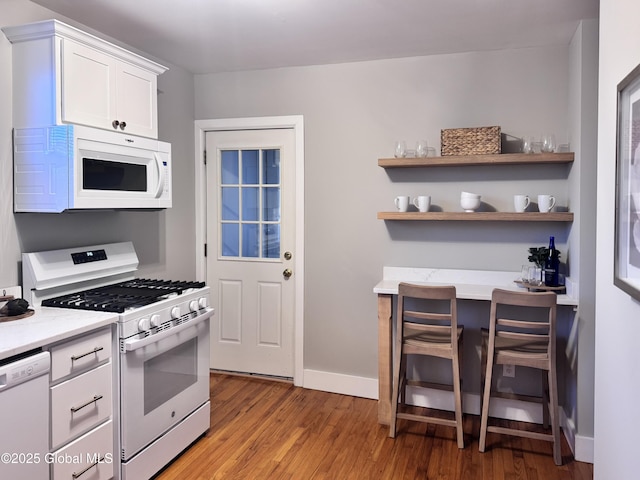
[23,242,214,480]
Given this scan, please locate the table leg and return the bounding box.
[377,294,392,425]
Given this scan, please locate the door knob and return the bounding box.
[284,251,292,260]
[283,268,293,278]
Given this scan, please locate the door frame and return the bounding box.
[194,116,304,386]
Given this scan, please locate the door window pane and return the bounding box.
[242,224,259,257]
[263,224,280,258]
[263,149,280,184]
[242,150,259,184]
[263,187,280,222]
[221,187,239,221]
[221,223,239,257]
[242,187,259,221]
[221,150,239,184]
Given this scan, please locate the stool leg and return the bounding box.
[452,340,464,448]
[542,370,550,429]
[548,364,562,465]
[479,344,495,453]
[399,354,408,407]
[480,330,488,433]
[389,342,403,438]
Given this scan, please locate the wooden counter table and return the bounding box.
[373,267,578,425]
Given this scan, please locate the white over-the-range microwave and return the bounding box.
[13,125,172,212]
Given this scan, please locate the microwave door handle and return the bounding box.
[154,152,166,198]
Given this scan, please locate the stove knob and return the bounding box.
[138,317,151,332]
[198,297,208,309]
[171,306,181,319]
[189,300,199,312]
[150,314,161,328]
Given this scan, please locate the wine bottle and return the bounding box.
[544,236,560,287]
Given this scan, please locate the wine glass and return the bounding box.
[394,141,407,158]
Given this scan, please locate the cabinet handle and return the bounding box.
[119,121,126,130]
[72,457,104,479]
[71,346,104,362]
[112,120,119,129]
[70,394,103,413]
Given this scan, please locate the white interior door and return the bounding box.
[206,129,295,378]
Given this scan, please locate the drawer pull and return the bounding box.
[70,394,103,413]
[71,346,104,361]
[72,457,104,479]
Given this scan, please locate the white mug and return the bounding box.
[514,194,530,213]
[394,196,410,212]
[412,195,431,213]
[538,194,556,212]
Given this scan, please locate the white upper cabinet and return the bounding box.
[2,20,167,139]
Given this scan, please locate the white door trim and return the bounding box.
[194,116,304,386]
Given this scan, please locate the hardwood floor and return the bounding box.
[155,373,593,480]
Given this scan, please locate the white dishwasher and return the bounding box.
[0,350,51,479]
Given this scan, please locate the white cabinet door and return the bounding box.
[115,61,158,138]
[61,39,116,131]
[61,39,158,138]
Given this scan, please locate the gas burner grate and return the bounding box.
[42,278,206,313]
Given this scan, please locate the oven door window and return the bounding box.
[83,158,147,191]
[144,338,197,414]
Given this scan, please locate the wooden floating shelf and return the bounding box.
[378,152,574,168]
[377,211,574,222]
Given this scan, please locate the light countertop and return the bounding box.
[0,307,119,361]
[373,267,578,306]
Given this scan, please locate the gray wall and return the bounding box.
[194,47,574,379]
[0,0,197,286]
[595,0,640,478]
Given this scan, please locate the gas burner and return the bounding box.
[42,278,206,313]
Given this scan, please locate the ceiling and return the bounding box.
[30,0,599,75]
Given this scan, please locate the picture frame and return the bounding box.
[614,62,640,301]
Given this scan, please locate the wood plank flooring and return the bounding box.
[155,373,593,480]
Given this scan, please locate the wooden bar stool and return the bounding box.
[389,283,464,448]
[479,288,561,465]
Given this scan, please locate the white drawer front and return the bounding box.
[51,420,114,480]
[51,362,113,449]
[51,328,112,382]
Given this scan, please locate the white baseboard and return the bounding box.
[302,369,594,464]
[302,369,378,399]
[574,434,594,464]
[557,413,594,463]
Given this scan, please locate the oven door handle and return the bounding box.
[123,308,214,352]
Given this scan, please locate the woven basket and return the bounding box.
[441,126,501,156]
